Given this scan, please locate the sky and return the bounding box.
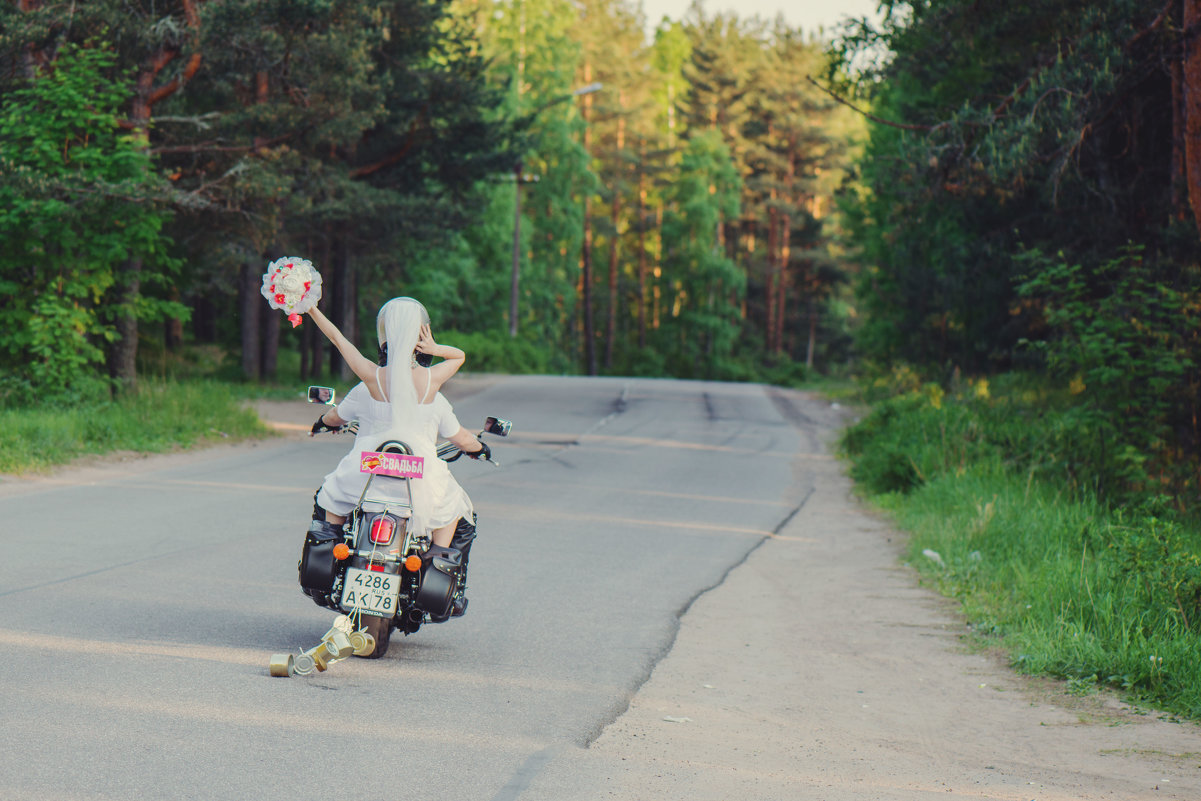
[638,0,883,39]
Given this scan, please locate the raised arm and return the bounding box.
[416,324,465,393]
[306,306,380,391]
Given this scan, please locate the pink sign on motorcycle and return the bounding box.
[359,451,425,478]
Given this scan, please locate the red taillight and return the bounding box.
[368,563,387,572]
[369,516,395,544]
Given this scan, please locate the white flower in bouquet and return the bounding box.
[261,257,323,327]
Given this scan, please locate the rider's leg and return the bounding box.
[447,516,476,617]
[431,520,456,547]
[301,493,345,605]
[449,515,477,572]
[310,490,344,535]
[430,515,476,620]
[315,487,348,527]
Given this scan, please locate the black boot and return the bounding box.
[431,516,476,621]
[449,516,476,570]
[449,515,476,616]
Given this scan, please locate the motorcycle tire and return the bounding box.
[357,614,391,659]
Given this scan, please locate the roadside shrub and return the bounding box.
[759,358,809,388]
[1107,515,1201,634]
[0,44,179,396]
[842,372,1201,718]
[1017,246,1198,501]
[0,379,268,474]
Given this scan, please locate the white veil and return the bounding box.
[375,297,434,533]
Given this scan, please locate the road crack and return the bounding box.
[580,484,816,748]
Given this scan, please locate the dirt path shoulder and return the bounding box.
[524,396,1201,801]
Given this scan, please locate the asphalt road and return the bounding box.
[0,375,832,801]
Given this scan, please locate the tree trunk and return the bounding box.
[164,286,184,351]
[299,235,312,381]
[605,186,620,369]
[775,214,791,356]
[805,295,817,369]
[108,259,142,394]
[324,235,356,381]
[109,68,150,394]
[192,295,216,343]
[240,263,262,380]
[582,198,597,375]
[637,155,648,349]
[16,0,43,79]
[300,315,311,381]
[581,61,597,376]
[307,231,332,380]
[653,206,662,332]
[765,208,778,354]
[260,309,280,380]
[259,247,281,379]
[108,0,204,394]
[1183,0,1201,235]
[604,102,624,370]
[341,236,356,383]
[303,311,324,381]
[1173,40,1189,221]
[776,150,797,359]
[326,247,341,378]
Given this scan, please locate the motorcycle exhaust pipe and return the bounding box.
[405,609,425,625]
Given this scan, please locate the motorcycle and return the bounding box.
[277,385,510,672]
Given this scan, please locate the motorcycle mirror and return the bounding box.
[308,386,337,405]
[483,416,512,437]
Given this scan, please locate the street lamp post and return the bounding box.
[509,82,602,338]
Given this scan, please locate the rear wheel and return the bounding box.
[357,614,391,659]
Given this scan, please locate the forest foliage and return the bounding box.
[831,0,1199,505]
[3,0,1198,506]
[0,0,859,401]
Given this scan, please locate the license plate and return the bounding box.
[340,567,399,618]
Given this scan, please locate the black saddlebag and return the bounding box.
[299,520,342,593]
[414,546,462,617]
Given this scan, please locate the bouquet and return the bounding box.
[261,257,322,327]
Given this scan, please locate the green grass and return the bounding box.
[841,377,1201,720]
[0,378,275,474]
